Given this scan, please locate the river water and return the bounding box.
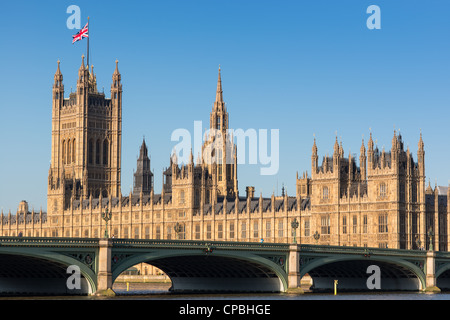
[107,282,450,300]
[2,282,446,320]
[2,282,449,300]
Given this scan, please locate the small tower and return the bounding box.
[109,60,123,198]
[360,138,367,181]
[210,66,228,132]
[133,138,153,196]
[311,137,318,175]
[202,66,237,198]
[367,132,374,170]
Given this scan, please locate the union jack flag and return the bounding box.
[72,22,89,44]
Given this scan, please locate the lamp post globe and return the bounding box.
[101,208,112,238]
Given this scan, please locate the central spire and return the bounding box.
[215,65,223,103]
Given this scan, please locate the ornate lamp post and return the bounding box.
[291,218,299,244]
[428,228,434,251]
[415,234,422,250]
[101,208,112,238]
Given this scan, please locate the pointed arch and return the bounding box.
[68,139,72,164]
[103,138,109,165]
[62,140,66,165]
[88,139,93,164]
[72,139,76,163]
[96,139,101,165]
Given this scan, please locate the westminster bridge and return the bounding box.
[0,237,449,295]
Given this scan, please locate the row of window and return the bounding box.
[88,138,109,165]
[321,182,418,202]
[319,213,388,235]
[61,138,110,166]
[61,139,76,164]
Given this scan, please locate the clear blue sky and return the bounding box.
[0,0,449,212]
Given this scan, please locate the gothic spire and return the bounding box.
[215,65,223,104]
[312,137,318,155]
[80,54,85,69]
[368,132,374,151]
[55,60,61,76]
[139,137,148,159]
[360,137,366,155]
[418,131,424,151]
[114,59,119,75]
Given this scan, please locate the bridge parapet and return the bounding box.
[111,238,290,252]
[0,236,99,247]
[300,244,429,258]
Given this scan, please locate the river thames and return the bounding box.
[0,282,448,300]
[104,282,450,300]
[2,282,446,320]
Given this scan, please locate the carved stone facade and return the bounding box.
[1,57,449,252]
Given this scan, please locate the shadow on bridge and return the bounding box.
[303,259,423,292]
[0,254,92,296]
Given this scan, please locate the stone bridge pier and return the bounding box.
[287,244,303,293]
[96,239,114,296]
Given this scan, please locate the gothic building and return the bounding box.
[47,56,122,216]
[1,56,449,253]
[297,130,433,250]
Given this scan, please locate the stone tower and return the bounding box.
[47,56,122,215]
[133,138,153,196]
[201,67,238,200]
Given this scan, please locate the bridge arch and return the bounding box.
[0,248,97,295]
[300,256,426,292]
[111,250,288,293]
[435,264,450,290]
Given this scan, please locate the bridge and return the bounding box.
[0,236,449,295]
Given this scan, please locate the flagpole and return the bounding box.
[87,16,90,68]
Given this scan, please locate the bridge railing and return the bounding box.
[111,238,290,252]
[0,236,100,247]
[300,244,428,257]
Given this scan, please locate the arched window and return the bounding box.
[195,189,200,207]
[68,139,72,164]
[216,116,221,130]
[322,186,329,200]
[88,139,93,164]
[103,139,108,165]
[380,182,387,197]
[62,140,66,164]
[72,139,76,163]
[217,148,223,181]
[96,140,100,164]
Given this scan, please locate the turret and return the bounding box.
[53,60,64,106]
[333,136,340,168]
[133,138,153,196]
[418,132,425,175]
[367,132,374,169]
[391,130,399,171]
[77,55,89,106]
[312,138,318,174]
[360,138,366,181]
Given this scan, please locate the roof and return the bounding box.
[203,196,310,215]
